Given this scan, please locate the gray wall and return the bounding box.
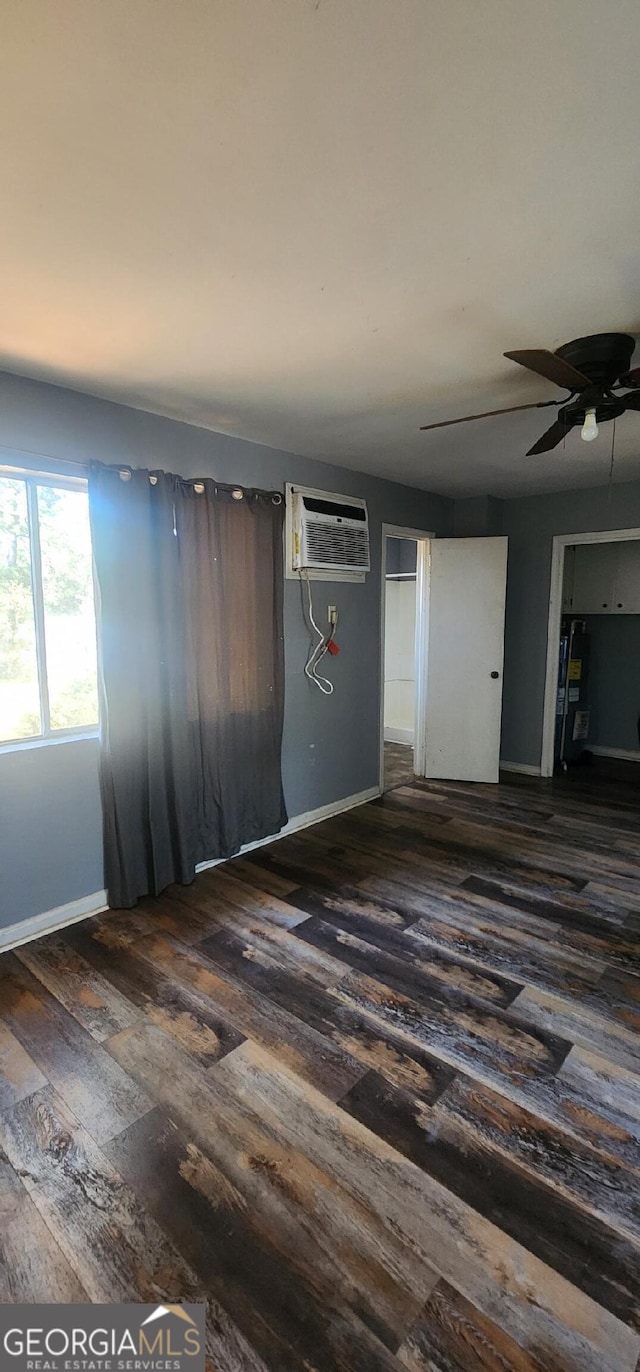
[501,479,640,767]
[1,738,103,922]
[581,615,640,753]
[453,495,504,538]
[0,371,452,929]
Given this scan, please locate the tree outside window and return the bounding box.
[0,474,99,744]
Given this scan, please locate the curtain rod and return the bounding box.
[0,444,282,501]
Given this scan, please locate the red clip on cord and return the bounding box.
[326,639,340,656]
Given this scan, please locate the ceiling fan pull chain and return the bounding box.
[608,416,617,504]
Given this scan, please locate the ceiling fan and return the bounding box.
[420,333,640,455]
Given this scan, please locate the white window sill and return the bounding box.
[0,729,99,757]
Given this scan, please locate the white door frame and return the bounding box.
[540,525,640,777]
[380,523,434,791]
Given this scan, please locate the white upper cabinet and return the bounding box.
[570,543,618,614]
[568,540,640,615]
[611,540,640,613]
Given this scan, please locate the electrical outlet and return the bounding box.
[328,604,337,627]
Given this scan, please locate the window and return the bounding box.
[0,473,99,745]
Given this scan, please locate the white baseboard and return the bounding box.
[384,728,414,745]
[0,889,108,954]
[588,745,640,762]
[499,760,542,776]
[0,785,382,955]
[196,784,381,874]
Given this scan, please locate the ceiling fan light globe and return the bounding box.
[581,407,599,442]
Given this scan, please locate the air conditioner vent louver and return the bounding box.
[288,486,370,578]
[306,522,369,569]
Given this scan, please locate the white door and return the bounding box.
[419,537,508,783]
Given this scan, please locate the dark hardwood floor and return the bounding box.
[2,767,640,1372]
[384,740,414,790]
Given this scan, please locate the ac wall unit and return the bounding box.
[286,484,370,581]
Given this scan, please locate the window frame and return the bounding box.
[0,467,99,750]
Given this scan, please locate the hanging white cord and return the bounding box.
[301,568,335,695]
[302,569,334,695]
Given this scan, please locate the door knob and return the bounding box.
[490,671,500,679]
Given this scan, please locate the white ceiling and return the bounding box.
[1,0,640,498]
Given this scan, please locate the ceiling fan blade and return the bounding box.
[419,399,559,432]
[618,367,640,389]
[527,415,577,456]
[504,349,590,391]
[622,391,640,410]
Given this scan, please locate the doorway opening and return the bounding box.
[379,524,432,794]
[541,527,640,778]
[383,536,418,789]
[380,528,509,792]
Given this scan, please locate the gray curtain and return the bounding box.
[88,465,287,908]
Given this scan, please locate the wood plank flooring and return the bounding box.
[384,740,415,790]
[2,765,640,1372]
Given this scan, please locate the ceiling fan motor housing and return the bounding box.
[555,333,635,387]
[560,395,627,426]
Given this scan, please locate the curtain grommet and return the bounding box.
[193,481,205,495]
[149,475,158,485]
[231,488,244,500]
[119,469,132,482]
[272,494,283,506]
